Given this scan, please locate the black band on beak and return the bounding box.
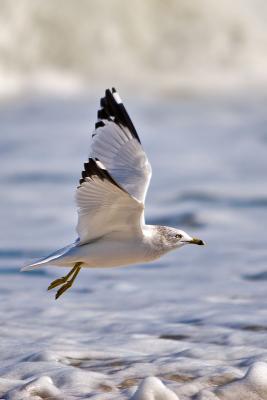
[190,238,205,245]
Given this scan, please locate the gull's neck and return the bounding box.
[142,224,169,252]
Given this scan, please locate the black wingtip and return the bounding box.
[95,121,105,129]
[93,88,141,144]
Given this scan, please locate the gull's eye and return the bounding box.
[175,234,182,239]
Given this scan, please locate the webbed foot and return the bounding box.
[47,262,82,300]
[47,277,67,290]
[55,281,73,299]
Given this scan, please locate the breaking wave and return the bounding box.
[1,0,267,98]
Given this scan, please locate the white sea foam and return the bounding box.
[6,376,62,400]
[197,362,267,399]
[2,0,267,98]
[131,377,179,400]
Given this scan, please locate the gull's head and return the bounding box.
[157,227,205,250]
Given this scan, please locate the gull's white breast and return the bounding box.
[54,232,159,268]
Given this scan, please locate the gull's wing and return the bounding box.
[89,88,152,203]
[76,158,144,244]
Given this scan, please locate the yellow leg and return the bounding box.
[47,262,82,299]
[47,265,78,290]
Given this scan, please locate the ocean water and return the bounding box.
[1,92,267,399]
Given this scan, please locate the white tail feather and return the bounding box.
[21,242,76,271]
[21,259,50,271]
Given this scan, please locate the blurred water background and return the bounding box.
[1,1,267,399]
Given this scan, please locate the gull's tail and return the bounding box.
[21,242,77,271]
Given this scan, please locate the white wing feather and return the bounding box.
[76,159,143,244]
[90,121,151,203]
[75,88,151,244]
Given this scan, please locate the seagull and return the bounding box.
[22,88,204,299]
